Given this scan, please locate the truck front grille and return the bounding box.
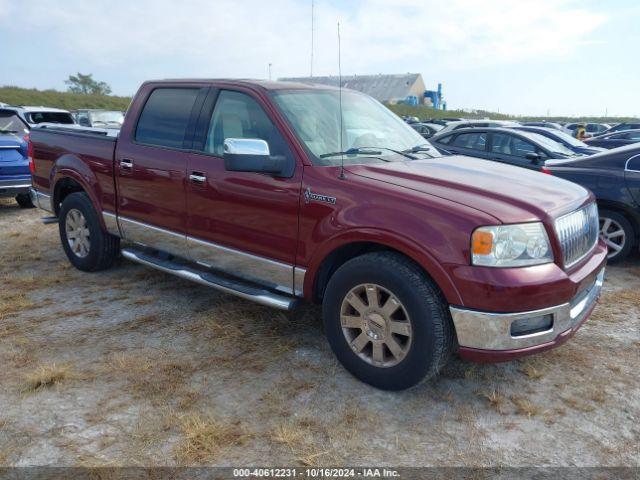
[554,203,599,268]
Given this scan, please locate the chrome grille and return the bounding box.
[554,203,599,268]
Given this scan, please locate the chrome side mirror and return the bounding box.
[223,138,270,156]
[223,137,289,176]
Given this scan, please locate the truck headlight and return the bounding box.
[471,222,553,267]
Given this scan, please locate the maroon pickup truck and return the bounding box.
[29,79,607,390]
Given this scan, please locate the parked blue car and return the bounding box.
[512,125,605,156]
[0,110,33,208]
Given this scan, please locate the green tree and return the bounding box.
[64,73,112,95]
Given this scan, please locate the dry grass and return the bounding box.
[175,413,250,463]
[510,396,540,417]
[271,423,304,452]
[477,389,507,413]
[23,363,73,392]
[0,292,33,320]
[519,364,544,380]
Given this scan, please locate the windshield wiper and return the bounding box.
[0,129,19,134]
[320,146,417,161]
[403,145,437,158]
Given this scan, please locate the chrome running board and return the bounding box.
[121,247,297,311]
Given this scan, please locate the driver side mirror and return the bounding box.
[223,138,289,176]
[525,152,543,165]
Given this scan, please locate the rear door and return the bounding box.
[445,131,488,158]
[184,87,302,294]
[114,84,208,256]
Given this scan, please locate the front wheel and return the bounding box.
[599,209,634,263]
[322,252,454,390]
[59,192,120,271]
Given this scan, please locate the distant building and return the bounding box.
[279,73,428,105]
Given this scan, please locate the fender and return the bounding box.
[303,227,464,306]
[52,154,107,230]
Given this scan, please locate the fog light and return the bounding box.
[510,314,553,337]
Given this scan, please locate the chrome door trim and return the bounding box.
[102,211,121,237]
[30,188,53,213]
[113,214,302,296]
[187,235,294,295]
[293,267,306,296]
[624,153,640,173]
[118,216,187,257]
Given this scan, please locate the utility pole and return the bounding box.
[310,0,314,77]
[268,63,272,81]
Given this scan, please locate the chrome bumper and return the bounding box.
[30,188,54,213]
[0,178,31,195]
[450,268,604,351]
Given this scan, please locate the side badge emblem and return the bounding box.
[304,187,336,205]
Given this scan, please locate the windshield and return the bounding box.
[526,132,579,156]
[0,113,28,134]
[26,111,75,125]
[544,129,588,147]
[90,110,124,124]
[272,89,439,165]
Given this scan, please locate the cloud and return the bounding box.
[0,0,607,93]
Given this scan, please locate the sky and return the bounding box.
[0,0,638,117]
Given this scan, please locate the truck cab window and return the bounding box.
[204,90,291,160]
[135,88,200,149]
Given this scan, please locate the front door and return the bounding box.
[114,84,207,255]
[488,132,546,170]
[185,88,303,294]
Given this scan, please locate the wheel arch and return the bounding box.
[52,171,107,231]
[305,230,463,306]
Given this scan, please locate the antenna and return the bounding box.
[310,0,314,77]
[338,21,346,180]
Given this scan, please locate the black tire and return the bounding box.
[322,251,454,390]
[58,192,120,272]
[599,209,634,263]
[15,193,35,208]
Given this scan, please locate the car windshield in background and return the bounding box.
[0,113,28,134]
[272,90,438,166]
[90,110,124,124]
[525,132,579,156]
[26,112,75,124]
[548,129,590,147]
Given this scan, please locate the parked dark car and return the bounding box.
[584,130,640,149]
[430,127,582,170]
[521,121,563,130]
[0,110,33,207]
[410,122,443,139]
[563,122,610,137]
[513,126,605,155]
[602,123,640,135]
[437,119,520,136]
[545,144,640,262]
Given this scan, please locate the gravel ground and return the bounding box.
[0,199,638,468]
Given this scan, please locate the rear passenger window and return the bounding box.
[452,132,487,150]
[135,88,200,148]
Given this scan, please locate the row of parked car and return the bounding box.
[403,117,640,263]
[0,105,124,208]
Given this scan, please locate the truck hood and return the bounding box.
[346,155,591,224]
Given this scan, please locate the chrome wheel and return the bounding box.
[340,283,412,368]
[600,216,626,259]
[65,208,91,258]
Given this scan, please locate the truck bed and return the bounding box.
[30,124,119,215]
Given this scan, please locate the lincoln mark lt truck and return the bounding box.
[29,80,607,390]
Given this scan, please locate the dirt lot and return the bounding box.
[0,198,638,468]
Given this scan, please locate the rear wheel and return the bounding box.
[59,192,120,271]
[15,193,34,208]
[322,252,454,390]
[599,209,634,263]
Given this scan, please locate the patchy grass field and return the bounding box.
[0,199,638,467]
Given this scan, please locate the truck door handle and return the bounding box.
[189,172,207,184]
[120,158,133,170]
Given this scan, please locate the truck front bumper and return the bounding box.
[0,177,31,197]
[451,268,604,362]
